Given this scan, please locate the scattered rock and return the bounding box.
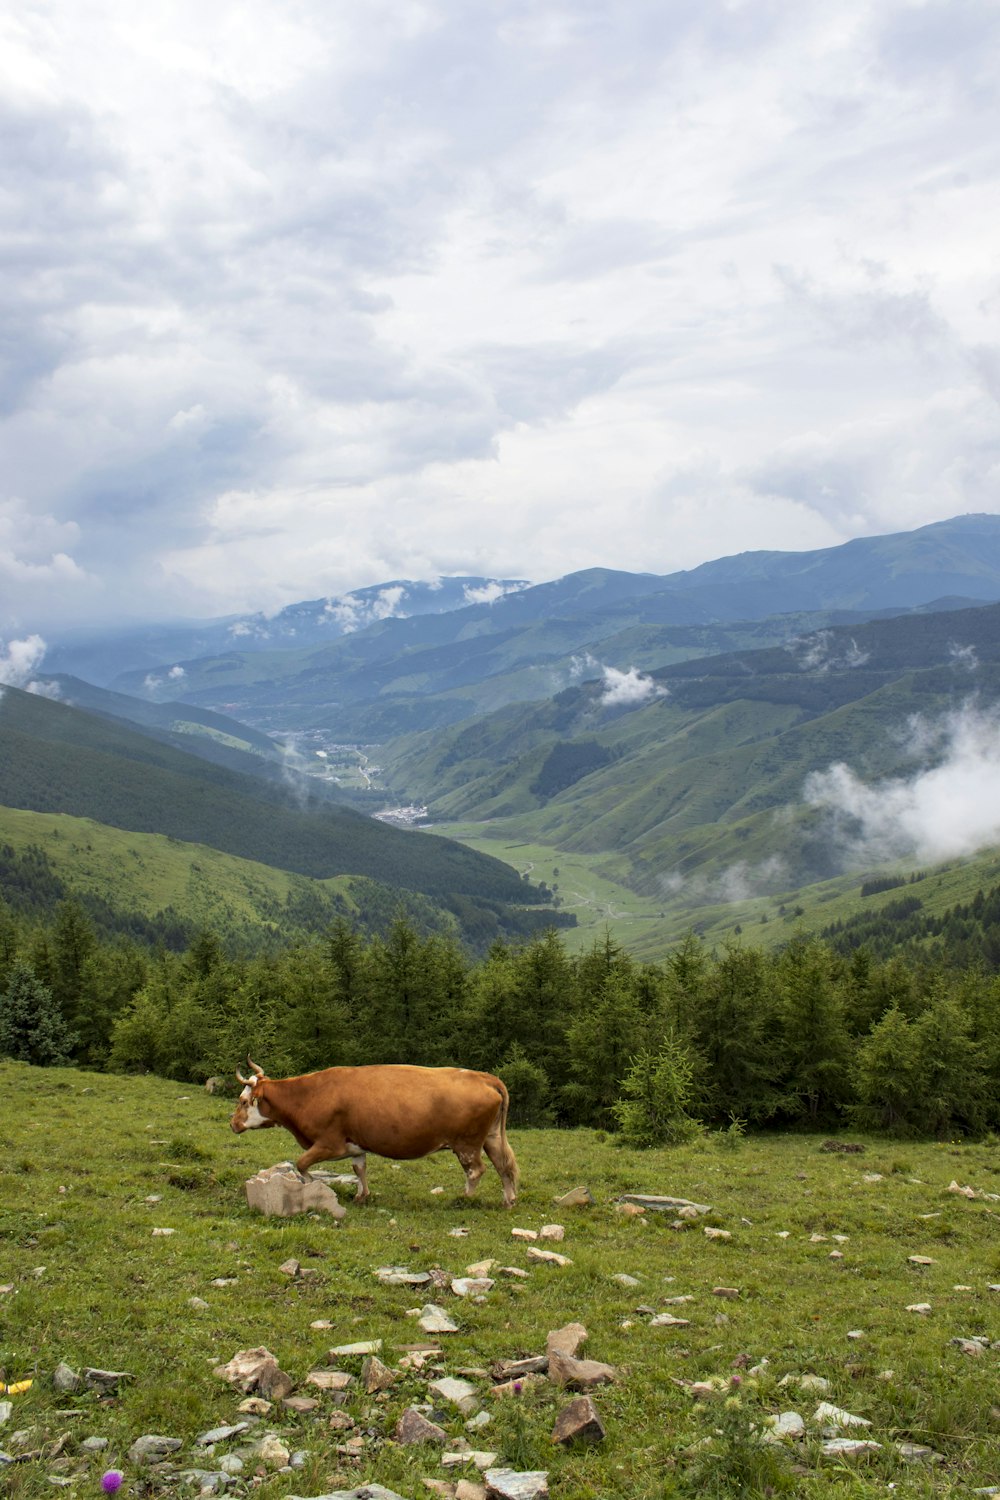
[430,1377,479,1415]
[151,1227,176,1237]
[395,1409,448,1445]
[908,1255,936,1266]
[613,1274,641,1287]
[418,1306,460,1335]
[551,1395,605,1445]
[552,1187,593,1208]
[82,1368,133,1394]
[212,1347,294,1400]
[497,1267,529,1280]
[465,1261,496,1277]
[127,1435,183,1464]
[237,1397,272,1415]
[196,1423,251,1446]
[258,1435,291,1468]
[619,1194,712,1214]
[779,1374,830,1394]
[538,1225,564,1242]
[948,1180,976,1199]
[245,1162,346,1219]
[449,1228,470,1238]
[307,1370,354,1391]
[188,1296,209,1310]
[546,1324,587,1359]
[484,1470,549,1499]
[703,1227,731,1242]
[452,1278,495,1298]
[525,1249,572,1267]
[328,1341,383,1357]
[279,1258,301,1277]
[649,1314,690,1329]
[361,1356,396,1393]
[376,1268,432,1286]
[511,1229,537,1242]
[441,1451,497,1471]
[814,1402,871,1434]
[712,1287,740,1299]
[896,1441,944,1463]
[496,1357,549,1379]
[617,1203,646,1217]
[764,1412,805,1440]
[283,1396,320,1413]
[821,1439,881,1459]
[547,1351,616,1390]
[51,1364,81,1395]
[490,1375,544,1398]
[905,1303,932,1315]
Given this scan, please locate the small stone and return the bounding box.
[496,1356,549,1379]
[908,1256,936,1266]
[896,1441,945,1463]
[764,1412,805,1440]
[80,1437,109,1452]
[497,1266,529,1279]
[127,1435,183,1464]
[196,1423,250,1446]
[82,1369,134,1393]
[219,1455,244,1475]
[712,1287,740,1299]
[703,1227,731,1241]
[237,1397,272,1414]
[649,1314,690,1328]
[449,1228,470,1238]
[511,1228,538,1241]
[618,1202,646,1217]
[452,1278,495,1298]
[552,1187,594,1208]
[538,1225,564,1241]
[829,1251,844,1261]
[418,1305,460,1334]
[188,1297,209,1310]
[525,1249,572,1267]
[547,1351,616,1390]
[948,1180,976,1199]
[780,1374,830,1394]
[484,1469,549,1499]
[490,1375,544,1398]
[151,1227,176,1237]
[466,1411,492,1431]
[846,1330,865,1341]
[613,1274,641,1287]
[456,1483,487,1500]
[551,1395,605,1444]
[283,1396,320,1413]
[430,1377,479,1414]
[212,1347,294,1400]
[442,1451,498,1471]
[546,1323,587,1358]
[361,1355,396,1393]
[906,1303,932,1314]
[465,1261,496,1277]
[395,1408,448,1444]
[430,1187,445,1195]
[814,1402,872,1433]
[258,1435,290,1468]
[328,1340,383,1356]
[279,1258,301,1277]
[821,1438,881,1458]
[52,1364,82,1395]
[307,1370,354,1391]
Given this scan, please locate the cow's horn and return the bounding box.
[235,1068,250,1085]
[247,1056,265,1078]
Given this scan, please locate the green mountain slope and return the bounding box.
[382,600,1000,927]
[0,687,566,947]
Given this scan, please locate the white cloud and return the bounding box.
[600,664,667,708]
[462,580,529,606]
[0,633,50,699]
[789,631,870,673]
[804,703,1000,866]
[0,0,999,630]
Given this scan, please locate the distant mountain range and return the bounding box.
[11,512,1000,960]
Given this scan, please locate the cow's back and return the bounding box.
[297,1064,506,1160]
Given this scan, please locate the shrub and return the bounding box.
[612,1035,702,1148]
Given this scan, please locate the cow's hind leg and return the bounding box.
[484,1127,519,1209]
[456,1148,486,1198]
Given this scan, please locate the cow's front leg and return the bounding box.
[295,1142,332,1178]
[457,1149,486,1198]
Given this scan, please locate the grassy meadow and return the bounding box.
[1,1062,1000,1499]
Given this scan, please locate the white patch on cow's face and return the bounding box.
[241,1096,269,1128]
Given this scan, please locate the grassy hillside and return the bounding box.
[2,1062,999,1499]
[0,688,565,948]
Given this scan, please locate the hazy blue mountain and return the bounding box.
[45,576,530,685]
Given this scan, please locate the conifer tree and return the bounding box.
[0,961,75,1066]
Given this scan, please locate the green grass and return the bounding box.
[2,1062,999,1498]
[0,806,359,939]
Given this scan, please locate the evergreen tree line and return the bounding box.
[3,895,1000,1139]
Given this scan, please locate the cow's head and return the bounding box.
[229,1056,274,1133]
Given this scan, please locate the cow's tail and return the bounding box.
[487,1077,520,1208]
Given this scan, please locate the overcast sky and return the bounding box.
[2,0,1000,633]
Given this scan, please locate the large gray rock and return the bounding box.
[484,1471,549,1499]
[618,1194,712,1215]
[245,1163,346,1219]
[52,1363,82,1394]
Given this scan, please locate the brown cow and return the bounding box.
[230,1058,519,1207]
